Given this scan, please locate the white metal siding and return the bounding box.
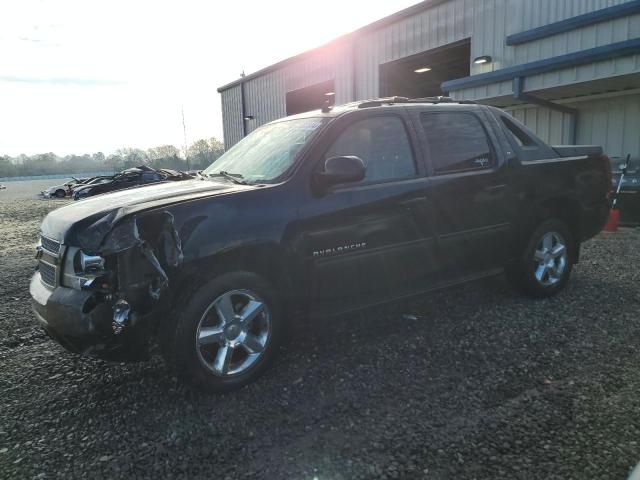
[505,105,574,145]
[467,0,640,96]
[220,0,640,148]
[238,43,352,136]
[575,93,640,159]
[220,86,244,148]
[450,80,514,104]
[354,0,475,99]
[474,0,638,71]
[523,11,640,91]
[243,71,286,135]
[506,92,640,158]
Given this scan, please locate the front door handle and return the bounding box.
[483,184,506,193]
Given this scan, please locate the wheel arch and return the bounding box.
[171,242,297,307]
[521,195,583,262]
[156,242,298,359]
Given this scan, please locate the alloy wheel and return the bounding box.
[195,289,271,376]
[533,231,568,286]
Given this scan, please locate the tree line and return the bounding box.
[0,137,225,178]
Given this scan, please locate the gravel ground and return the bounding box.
[1,185,640,479]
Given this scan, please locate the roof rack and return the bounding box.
[357,96,477,108]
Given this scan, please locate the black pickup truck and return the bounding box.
[30,98,611,392]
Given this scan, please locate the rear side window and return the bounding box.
[326,116,416,184]
[420,112,495,174]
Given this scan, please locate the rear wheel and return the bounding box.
[507,219,575,298]
[168,271,284,392]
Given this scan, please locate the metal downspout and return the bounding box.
[351,40,358,102]
[240,78,247,138]
[512,76,578,144]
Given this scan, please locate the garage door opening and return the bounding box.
[379,39,471,98]
[286,79,335,116]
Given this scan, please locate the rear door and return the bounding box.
[295,109,439,314]
[414,107,513,281]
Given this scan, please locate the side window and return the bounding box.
[326,116,416,184]
[420,112,495,174]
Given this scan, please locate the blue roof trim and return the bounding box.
[442,38,640,92]
[506,1,640,46]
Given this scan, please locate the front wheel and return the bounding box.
[168,271,284,392]
[507,219,575,298]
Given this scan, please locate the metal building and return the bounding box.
[217,0,640,162]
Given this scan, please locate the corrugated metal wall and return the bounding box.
[575,93,640,159]
[452,0,640,100]
[219,0,640,154]
[505,92,640,157]
[239,43,353,136]
[506,105,573,146]
[220,86,244,147]
[507,0,640,93]
[473,0,638,71]
[243,71,286,135]
[353,0,475,99]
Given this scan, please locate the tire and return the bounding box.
[54,189,66,198]
[167,271,284,393]
[507,219,575,298]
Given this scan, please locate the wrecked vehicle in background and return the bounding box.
[69,175,113,195]
[30,98,611,393]
[72,166,194,200]
[42,177,88,198]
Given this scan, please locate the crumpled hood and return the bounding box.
[40,179,248,249]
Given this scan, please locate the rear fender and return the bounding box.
[518,196,583,262]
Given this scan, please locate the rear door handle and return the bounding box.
[483,184,506,193]
[399,196,427,207]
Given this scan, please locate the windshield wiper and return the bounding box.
[209,171,248,185]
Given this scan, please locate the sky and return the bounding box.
[0,0,418,156]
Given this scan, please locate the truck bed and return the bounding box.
[552,145,603,158]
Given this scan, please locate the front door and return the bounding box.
[295,112,439,315]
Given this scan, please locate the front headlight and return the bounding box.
[61,247,106,289]
[78,251,105,273]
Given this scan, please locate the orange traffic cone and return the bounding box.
[605,154,631,233]
[603,208,620,232]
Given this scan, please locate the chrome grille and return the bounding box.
[41,236,61,256]
[39,261,58,287]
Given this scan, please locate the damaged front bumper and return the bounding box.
[30,272,152,361]
[31,209,185,361]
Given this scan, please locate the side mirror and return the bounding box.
[313,156,366,190]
